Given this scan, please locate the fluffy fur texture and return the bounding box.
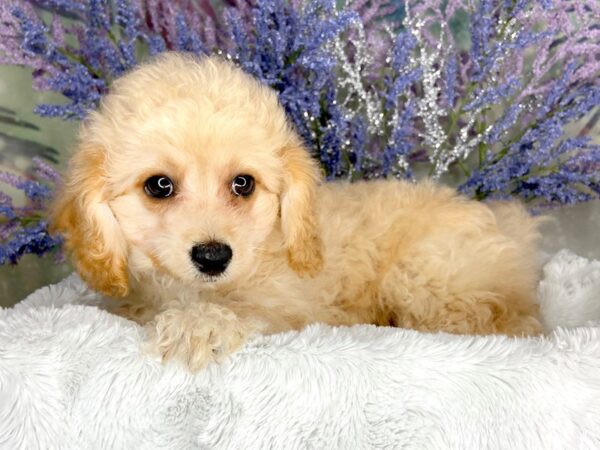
[52,53,543,371]
[1,249,600,449]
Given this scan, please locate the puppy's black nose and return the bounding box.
[190,242,232,276]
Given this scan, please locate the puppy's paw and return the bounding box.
[145,303,247,372]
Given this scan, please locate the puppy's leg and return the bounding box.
[379,211,543,336]
[381,267,543,336]
[145,300,254,372]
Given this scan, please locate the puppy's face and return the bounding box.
[107,104,283,286]
[52,54,323,296]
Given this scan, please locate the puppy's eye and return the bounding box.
[144,175,174,199]
[231,174,255,197]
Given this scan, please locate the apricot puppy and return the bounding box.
[52,53,543,371]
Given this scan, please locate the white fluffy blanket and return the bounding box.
[1,249,600,449]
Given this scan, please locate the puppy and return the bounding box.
[52,53,543,371]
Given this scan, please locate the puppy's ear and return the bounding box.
[279,140,323,276]
[51,144,129,297]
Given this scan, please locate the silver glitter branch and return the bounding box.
[403,3,452,179]
[427,2,528,178]
[330,19,384,135]
[328,0,537,180]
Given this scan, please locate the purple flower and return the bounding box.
[383,100,416,179]
[0,167,62,264]
[0,171,51,201]
[32,157,62,183]
[469,0,493,82]
[0,221,63,265]
[227,0,359,177]
[464,78,521,112]
[0,0,598,235]
[444,53,458,108]
[175,13,206,54]
[486,103,523,144]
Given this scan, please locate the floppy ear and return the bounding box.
[51,144,129,297]
[279,140,323,276]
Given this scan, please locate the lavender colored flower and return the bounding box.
[0,0,241,120]
[0,221,62,265]
[383,100,416,178]
[486,103,523,144]
[464,78,521,112]
[0,167,61,264]
[0,171,51,202]
[0,0,599,265]
[32,157,62,183]
[226,0,359,176]
[444,52,458,108]
[469,0,493,82]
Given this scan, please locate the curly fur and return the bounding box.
[52,53,543,371]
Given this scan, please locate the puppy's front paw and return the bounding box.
[145,303,247,372]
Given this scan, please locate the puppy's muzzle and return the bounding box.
[190,241,233,276]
